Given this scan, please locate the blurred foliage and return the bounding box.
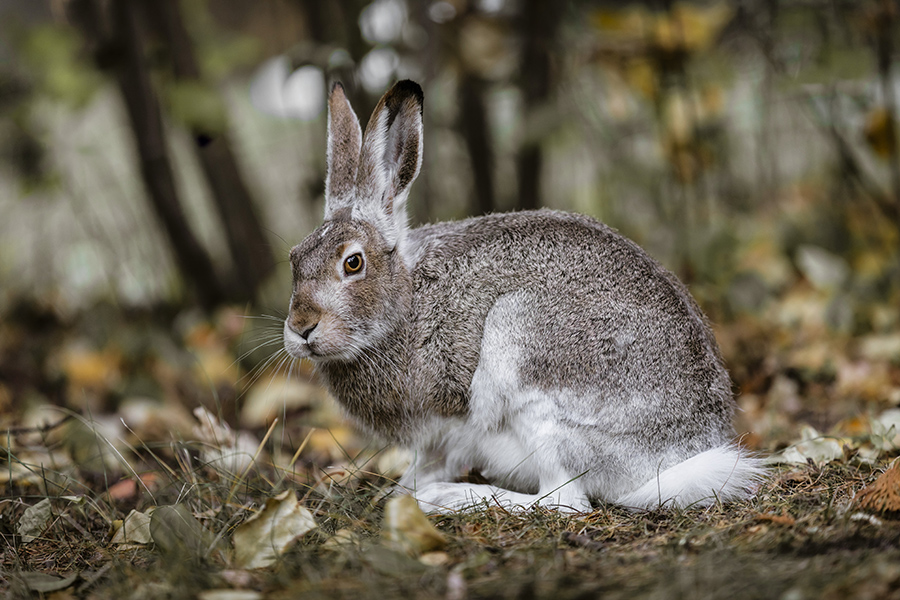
[164,80,229,134]
[17,23,101,108]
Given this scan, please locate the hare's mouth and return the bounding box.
[283,320,359,361]
[283,321,313,359]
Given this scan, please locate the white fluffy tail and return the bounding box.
[616,445,766,510]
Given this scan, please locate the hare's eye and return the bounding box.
[343,253,364,275]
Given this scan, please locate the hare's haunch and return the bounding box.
[284,80,764,513]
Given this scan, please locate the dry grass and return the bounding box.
[3,449,900,600]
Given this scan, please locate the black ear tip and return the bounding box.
[330,81,345,94]
[392,79,424,105]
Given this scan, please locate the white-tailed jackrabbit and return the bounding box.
[283,80,763,513]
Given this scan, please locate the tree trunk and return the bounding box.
[148,0,275,302]
[459,73,495,216]
[516,0,563,211]
[68,0,229,310]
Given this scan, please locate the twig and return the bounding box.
[3,415,73,436]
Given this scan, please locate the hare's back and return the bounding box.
[407,210,732,431]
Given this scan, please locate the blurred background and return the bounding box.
[1,0,899,478]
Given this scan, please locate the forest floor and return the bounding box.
[2,278,900,599]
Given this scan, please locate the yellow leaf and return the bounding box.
[192,348,241,386]
[383,494,447,556]
[590,7,651,38]
[623,58,657,100]
[60,345,120,390]
[654,2,734,54]
[232,490,317,569]
[306,426,360,461]
[240,374,329,428]
[864,107,898,159]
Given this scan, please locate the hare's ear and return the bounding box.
[354,80,424,250]
[324,82,362,219]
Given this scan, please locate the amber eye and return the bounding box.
[343,253,364,275]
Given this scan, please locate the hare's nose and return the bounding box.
[299,323,318,340]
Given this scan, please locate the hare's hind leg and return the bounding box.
[411,291,595,514]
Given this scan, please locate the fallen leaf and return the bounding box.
[871,409,900,452]
[106,473,160,502]
[184,322,240,385]
[859,333,900,362]
[62,415,127,473]
[150,504,221,561]
[240,374,328,428]
[18,498,52,543]
[864,106,897,159]
[383,494,447,556]
[0,458,46,486]
[767,425,845,465]
[119,396,195,441]
[111,508,153,545]
[193,407,259,476]
[59,344,121,392]
[232,490,317,569]
[314,465,360,498]
[305,425,363,462]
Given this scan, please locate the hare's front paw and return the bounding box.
[415,482,554,513]
[414,483,504,513]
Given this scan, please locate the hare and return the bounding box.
[283,80,763,513]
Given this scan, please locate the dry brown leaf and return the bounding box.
[59,344,121,392]
[110,508,153,545]
[232,490,317,569]
[240,374,328,428]
[864,107,897,159]
[383,495,447,556]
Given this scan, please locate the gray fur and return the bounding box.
[284,80,761,512]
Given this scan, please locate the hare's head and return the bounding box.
[284,81,423,361]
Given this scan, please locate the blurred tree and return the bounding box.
[66,0,282,309]
[459,71,495,215]
[863,0,900,217]
[297,0,371,113]
[145,0,275,301]
[67,0,230,310]
[516,0,563,211]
